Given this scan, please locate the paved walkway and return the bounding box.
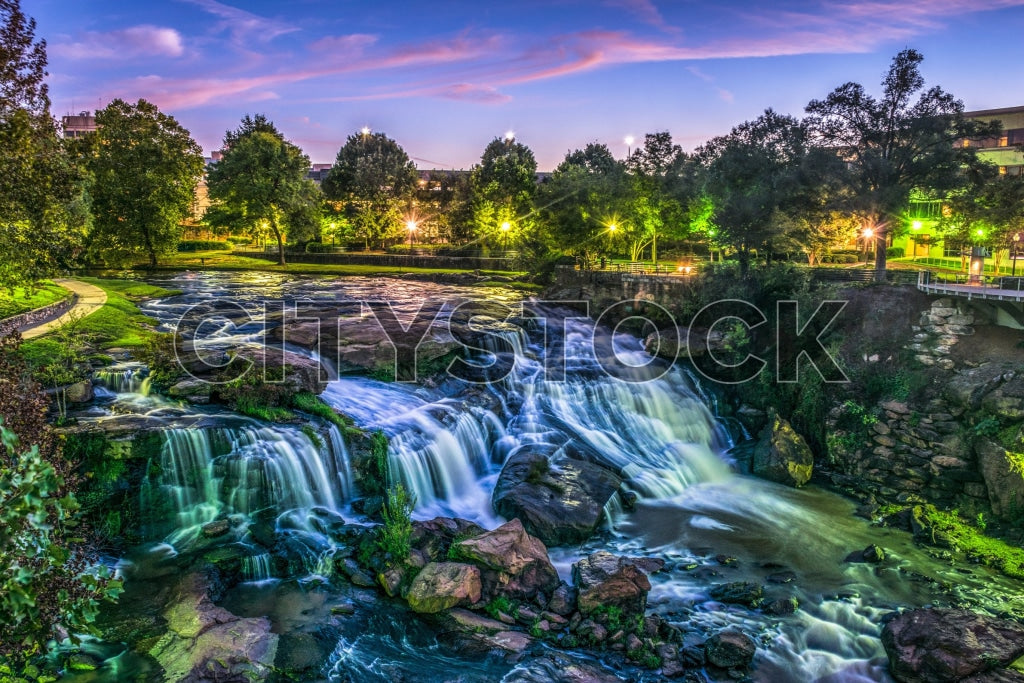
[19,278,107,339]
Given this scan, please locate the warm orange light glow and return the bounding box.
[406,220,417,231]
[862,227,874,239]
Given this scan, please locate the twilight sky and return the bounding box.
[28,0,1024,169]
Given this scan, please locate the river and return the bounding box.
[67,272,1024,682]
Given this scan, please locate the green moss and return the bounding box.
[234,393,295,422]
[483,595,517,620]
[290,392,350,429]
[919,506,1024,579]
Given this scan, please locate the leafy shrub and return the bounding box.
[305,242,344,253]
[886,246,905,258]
[177,240,231,252]
[377,483,415,566]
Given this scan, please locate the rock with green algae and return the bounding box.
[752,413,814,487]
[145,572,278,682]
[405,562,482,614]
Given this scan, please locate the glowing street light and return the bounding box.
[862,227,874,239]
[500,220,511,252]
[911,220,922,230]
[360,126,371,136]
[406,220,417,253]
[1012,232,1021,277]
[504,130,515,143]
[624,135,634,159]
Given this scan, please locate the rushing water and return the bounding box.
[69,272,1024,682]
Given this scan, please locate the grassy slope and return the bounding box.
[0,281,69,318]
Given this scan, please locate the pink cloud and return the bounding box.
[179,0,298,44]
[438,84,512,103]
[309,34,379,54]
[52,25,185,60]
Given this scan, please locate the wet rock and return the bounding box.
[881,608,1024,683]
[66,380,94,404]
[752,413,814,487]
[766,570,797,584]
[709,581,764,608]
[406,562,482,614]
[226,346,329,396]
[148,573,278,681]
[410,517,485,563]
[445,608,507,635]
[576,563,651,619]
[572,551,664,591]
[844,544,886,564]
[705,629,756,669]
[452,519,559,600]
[200,519,231,538]
[575,619,608,643]
[764,597,799,616]
[167,379,212,404]
[492,449,622,546]
[337,557,377,588]
[976,439,1024,517]
[546,582,578,616]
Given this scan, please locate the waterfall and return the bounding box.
[154,423,354,547]
[241,553,273,582]
[94,363,147,394]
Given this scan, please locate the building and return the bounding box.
[306,163,333,185]
[61,111,97,139]
[889,105,1024,267]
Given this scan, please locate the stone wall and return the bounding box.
[0,292,75,336]
[827,296,1024,517]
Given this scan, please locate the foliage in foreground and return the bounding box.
[377,483,415,567]
[0,335,121,672]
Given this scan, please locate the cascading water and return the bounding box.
[94,362,149,395]
[151,423,354,548]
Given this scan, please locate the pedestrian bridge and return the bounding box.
[917,271,1024,329]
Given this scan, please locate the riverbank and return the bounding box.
[0,280,68,318]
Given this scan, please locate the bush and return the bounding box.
[177,240,232,252]
[886,246,905,258]
[377,483,415,566]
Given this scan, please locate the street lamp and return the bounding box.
[360,126,371,136]
[406,220,417,254]
[504,130,515,144]
[1012,232,1021,278]
[500,221,511,253]
[861,226,875,263]
[624,136,634,160]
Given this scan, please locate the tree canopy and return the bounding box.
[206,116,314,265]
[470,136,538,247]
[83,99,204,267]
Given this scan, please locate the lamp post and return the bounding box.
[500,221,511,253]
[624,136,634,161]
[1013,232,1021,278]
[861,226,875,264]
[406,220,417,254]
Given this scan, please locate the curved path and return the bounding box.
[19,279,107,340]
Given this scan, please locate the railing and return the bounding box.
[918,270,1024,301]
[230,249,517,271]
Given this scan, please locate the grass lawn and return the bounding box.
[140,250,528,280]
[18,278,180,370]
[0,281,69,319]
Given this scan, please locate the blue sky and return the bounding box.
[28,0,1024,169]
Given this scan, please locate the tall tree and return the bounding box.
[84,99,203,267]
[805,49,999,280]
[206,116,313,265]
[624,132,692,264]
[470,136,538,247]
[322,130,418,249]
[539,143,629,266]
[697,110,808,273]
[0,0,87,288]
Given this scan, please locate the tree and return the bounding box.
[939,162,1024,274]
[206,115,313,265]
[470,136,538,248]
[83,99,204,267]
[624,132,693,264]
[697,110,808,273]
[0,0,88,289]
[805,49,999,280]
[322,131,418,250]
[538,143,628,267]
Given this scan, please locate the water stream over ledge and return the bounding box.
[67,272,1024,682]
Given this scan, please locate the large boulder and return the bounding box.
[492,450,622,547]
[452,519,559,600]
[644,326,725,360]
[752,413,814,487]
[976,439,1024,518]
[572,551,662,619]
[147,573,278,682]
[227,347,328,395]
[881,608,1024,683]
[66,380,94,404]
[406,562,482,614]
